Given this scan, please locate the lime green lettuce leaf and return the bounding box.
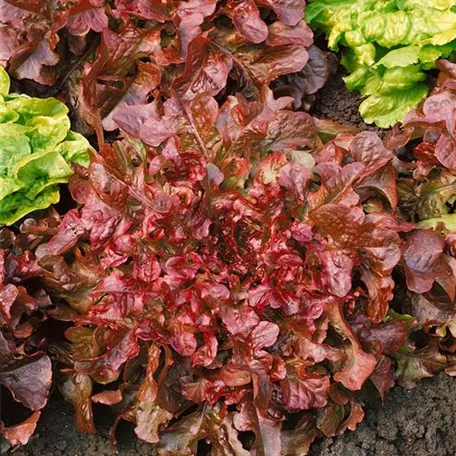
[0,68,10,96]
[417,214,456,232]
[307,0,456,127]
[344,64,429,127]
[0,176,22,200]
[0,186,61,226]
[0,67,93,225]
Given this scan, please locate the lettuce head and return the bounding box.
[0,67,92,225]
[306,0,456,127]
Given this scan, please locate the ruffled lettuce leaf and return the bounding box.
[0,231,54,448]
[388,60,456,226]
[0,0,333,146]
[0,0,108,86]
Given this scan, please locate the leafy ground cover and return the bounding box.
[0,0,333,143]
[1,1,456,455]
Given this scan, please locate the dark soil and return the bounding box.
[310,71,386,137]
[309,373,456,456]
[4,71,456,456]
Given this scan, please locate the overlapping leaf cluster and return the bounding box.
[3,72,456,452]
[2,0,456,451]
[389,60,456,226]
[0,0,333,144]
[0,228,53,446]
[384,60,456,388]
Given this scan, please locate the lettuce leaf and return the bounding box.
[388,60,456,229]
[0,67,93,225]
[0,231,54,447]
[307,0,456,127]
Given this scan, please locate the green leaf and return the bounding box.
[14,147,73,180]
[0,88,92,225]
[6,96,68,122]
[54,132,91,167]
[0,124,32,174]
[26,115,71,152]
[0,176,22,200]
[375,46,421,69]
[349,64,429,127]
[417,214,456,232]
[0,67,10,96]
[0,103,19,123]
[358,81,428,128]
[0,185,60,225]
[14,150,74,199]
[307,0,456,126]
[401,0,455,10]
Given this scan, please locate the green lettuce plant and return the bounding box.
[306,0,456,127]
[0,67,92,225]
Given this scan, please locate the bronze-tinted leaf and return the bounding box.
[395,340,448,389]
[0,411,41,446]
[60,373,96,434]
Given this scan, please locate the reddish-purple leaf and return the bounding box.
[326,301,377,391]
[66,0,109,36]
[370,356,394,402]
[229,0,268,44]
[0,355,52,411]
[281,361,329,410]
[403,230,454,294]
[262,0,305,26]
[172,37,233,100]
[103,61,161,131]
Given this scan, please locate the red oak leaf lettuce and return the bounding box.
[4,54,456,456]
[0,0,329,146]
[21,98,451,455]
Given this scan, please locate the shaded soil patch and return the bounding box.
[310,71,386,137]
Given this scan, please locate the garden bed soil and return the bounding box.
[5,72,456,456]
[310,70,384,135]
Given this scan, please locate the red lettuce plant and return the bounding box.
[0,0,332,144]
[0,229,53,446]
[2,0,456,446]
[384,60,456,385]
[388,60,456,185]
[16,86,454,454]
